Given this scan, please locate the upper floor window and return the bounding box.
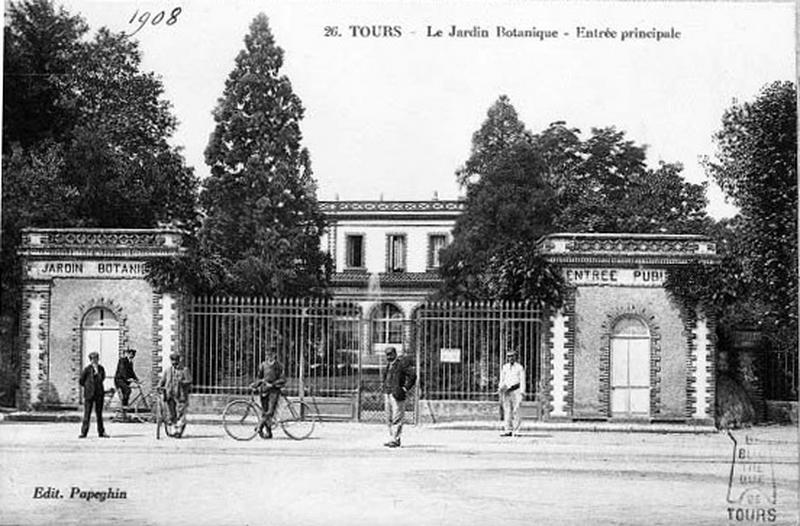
[345,235,364,269]
[386,234,406,273]
[428,234,447,269]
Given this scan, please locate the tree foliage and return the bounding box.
[698,81,797,351]
[706,81,797,326]
[3,0,87,149]
[195,14,328,297]
[440,95,710,304]
[2,0,199,403]
[439,97,555,302]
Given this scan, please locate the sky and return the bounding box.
[57,0,796,219]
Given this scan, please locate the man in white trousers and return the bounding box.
[498,350,525,437]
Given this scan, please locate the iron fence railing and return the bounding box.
[763,350,798,401]
[183,297,362,396]
[415,301,542,401]
[183,297,542,405]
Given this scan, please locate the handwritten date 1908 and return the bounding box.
[127,7,182,36]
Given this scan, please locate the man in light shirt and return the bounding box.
[498,350,525,437]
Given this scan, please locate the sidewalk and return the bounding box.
[0,408,719,433]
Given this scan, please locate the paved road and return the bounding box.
[1,422,797,526]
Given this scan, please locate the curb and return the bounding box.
[1,412,718,433]
[426,422,719,434]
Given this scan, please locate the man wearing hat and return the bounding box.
[381,347,415,448]
[498,349,525,437]
[78,351,110,438]
[158,352,192,438]
[250,347,286,439]
[114,348,139,419]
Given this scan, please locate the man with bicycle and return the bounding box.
[158,352,192,438]
[250,348,286,439]
[114,348,139,420]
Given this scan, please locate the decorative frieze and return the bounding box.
[48,232,164,247]
[320,200,465,213]
[20,228,184,259]
[538,233,717,262]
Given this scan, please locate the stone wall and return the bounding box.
[572,286,688,419]
[47,279,155,406]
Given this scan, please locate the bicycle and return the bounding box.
[154,388,179,440]
[222,388,318,441]
[112,381,158,423]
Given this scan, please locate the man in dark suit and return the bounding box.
[381,347,415,448]
[250,347,286,439]
[79,351,110,438]
[114,348,139,419]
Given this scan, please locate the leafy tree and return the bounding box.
[680,82,798,352]
[440,96,710,304]
[198,13,328,297]
[703,81,797,351]
[1,0,199,403]
[440,128,560,302]
[3,0,87,149]
[537,124,709,234]
[456,95,533,188]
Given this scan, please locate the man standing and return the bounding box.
[381,347,415,448]
[251,348,286,439]
[79,351,109,438]
[498,350,525,437]
[114,348,139,418]
[158,352,192,438]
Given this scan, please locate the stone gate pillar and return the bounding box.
[17,229,185,409]
[538,233,719,425]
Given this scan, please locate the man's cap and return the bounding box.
[384,347,397,355]
[169,352,180,360]
[125,348,137,355]
[506,350,518,357]
[88,351,99,359]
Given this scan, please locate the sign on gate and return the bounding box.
[440,348,462,363]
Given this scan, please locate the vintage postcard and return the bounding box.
[1,0,797,525]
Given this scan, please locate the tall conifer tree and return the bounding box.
[201,14,327,296]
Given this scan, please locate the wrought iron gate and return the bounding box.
[182,297,541,422]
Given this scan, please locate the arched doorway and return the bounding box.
[81,307,119,391]
[610,317,651,418]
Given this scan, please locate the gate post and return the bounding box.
[414,316,421,425]
[299,307,307,405]
[356,319,365,422]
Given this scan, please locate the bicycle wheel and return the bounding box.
[130,393,157,423]
[222,400,260,441]
[155,396,181,438]
[278,400,317,440]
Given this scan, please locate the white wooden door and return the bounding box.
[610,337,650,417]
[82,308,120,391]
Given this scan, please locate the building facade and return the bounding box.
[539,233,718,424]
[16,229,183,409]
[319,200,463,364]
[15,208,719,425]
